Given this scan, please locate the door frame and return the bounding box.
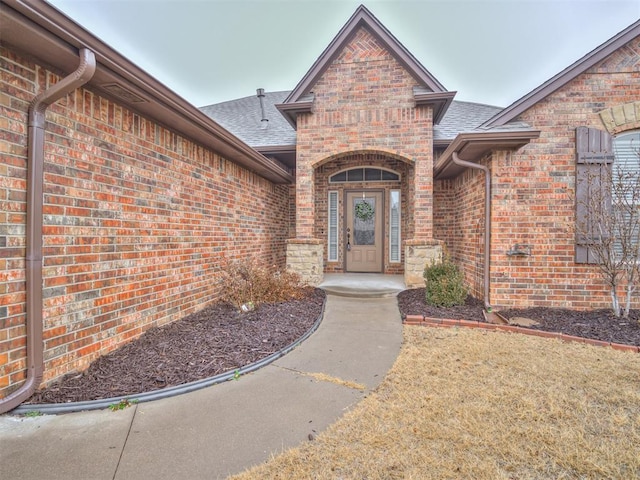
[343,188,385,273]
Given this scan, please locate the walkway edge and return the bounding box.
[10,299,327,416]
[403,315,640,353]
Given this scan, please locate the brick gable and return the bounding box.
[591,37,640,73]
[294,26,434,246]
[311,27,417,114]
[336,27,391,63]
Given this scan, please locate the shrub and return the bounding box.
[423,257,467,307]
[219,257,304,311]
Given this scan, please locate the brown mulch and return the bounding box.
[397,288,640,346]
[28,288,326,404]
[27,286,640,405]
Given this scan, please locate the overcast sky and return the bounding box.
[48,0,639,108]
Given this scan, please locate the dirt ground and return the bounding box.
[27,287,640,404]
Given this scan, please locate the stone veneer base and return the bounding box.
[404,241,442,288]
[287,240,324,286]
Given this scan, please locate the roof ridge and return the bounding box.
[200,90,292,109]
[451,99,503,110]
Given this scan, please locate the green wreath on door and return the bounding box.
[355,201,375,221]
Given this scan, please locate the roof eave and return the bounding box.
[254,144,296,154]
[483,18,640,128]
[434,130,541,180]
[275,101,313,129]
[1,0,293,184]
[414,91,457,124]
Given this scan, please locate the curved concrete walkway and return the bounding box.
[0,289,403,480]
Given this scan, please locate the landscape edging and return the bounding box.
[9,298,328,416]
[403,315,640,353]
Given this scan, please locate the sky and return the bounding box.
[47,0,640,108]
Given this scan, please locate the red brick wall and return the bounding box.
[489,37,640,309]
[0,46,289,396]
[294,26,433,248]
[434,158,488,299]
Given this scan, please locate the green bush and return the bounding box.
[423,257,467,307]
[219,257,304,311]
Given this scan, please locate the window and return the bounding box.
[330,168,399,183]
[389,190,401,262]
[612,131,640,259]
[328,191,338,261]
[613,131,640,187]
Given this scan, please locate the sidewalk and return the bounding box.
[0,292,403,480]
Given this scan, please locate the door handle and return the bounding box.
[346,228,351,251]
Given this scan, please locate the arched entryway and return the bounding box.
[313,151,412,274]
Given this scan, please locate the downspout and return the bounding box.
[452,152,492,311]
[0,48,96,414]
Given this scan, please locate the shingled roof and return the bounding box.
[201,91,295,148]
[434,101,503,146]
[200,92,503,150]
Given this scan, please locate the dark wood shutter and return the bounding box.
[575,126,615,264]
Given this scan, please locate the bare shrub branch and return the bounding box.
[218,257,303,311]
[577,136,640,317]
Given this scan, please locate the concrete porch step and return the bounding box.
[318,274,406,298]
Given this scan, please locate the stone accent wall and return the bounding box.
[290,25,434,278]
[286,240,324,285]
[0,47,290,397]
[599,101,640,134]
[404,240,442,288]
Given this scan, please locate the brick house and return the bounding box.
[0,1,638,409]
[204,6,640,312]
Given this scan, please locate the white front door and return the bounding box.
[345,191,383,272]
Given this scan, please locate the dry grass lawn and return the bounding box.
[231,326,640,479]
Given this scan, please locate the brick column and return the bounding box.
[287,149,324,286]
[412,153,433,239]
[295,160,315,239]
[403,125,438,287]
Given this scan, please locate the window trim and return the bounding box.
[329,167,400,183]
[389,189,401,263]
[328,190,339,262]
[612,130,640,260]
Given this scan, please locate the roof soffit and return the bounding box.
[283,5,446,107]
[483,18,640,128]
[434,129,541,180]
[414,90,457,124]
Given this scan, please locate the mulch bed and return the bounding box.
[27,286,640,405]
[396,288,640,347]
[27,288,326,404]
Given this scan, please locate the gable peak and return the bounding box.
[283,4,446,105]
